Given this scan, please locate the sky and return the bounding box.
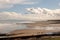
[0,0,60,12]
[0,0,60,20]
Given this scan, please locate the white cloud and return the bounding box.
[0,8,60,21]
[0,12,21,20]
[0,0,35,4]
[26,8,60,20]
[0,0,37,9]
[0,12,41,21]
[22,2,37,4]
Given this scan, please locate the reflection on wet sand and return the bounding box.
[22,20,60,27]
[17,20,60,31]
[12,20,60,34]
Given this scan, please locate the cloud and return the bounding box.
[0,8,60,21]
[22,2,37,4]
[0,12,21,20]
[0,0,37,9]
[0,0,36,4]
[26,8,60,20]
[0,12,41,21]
